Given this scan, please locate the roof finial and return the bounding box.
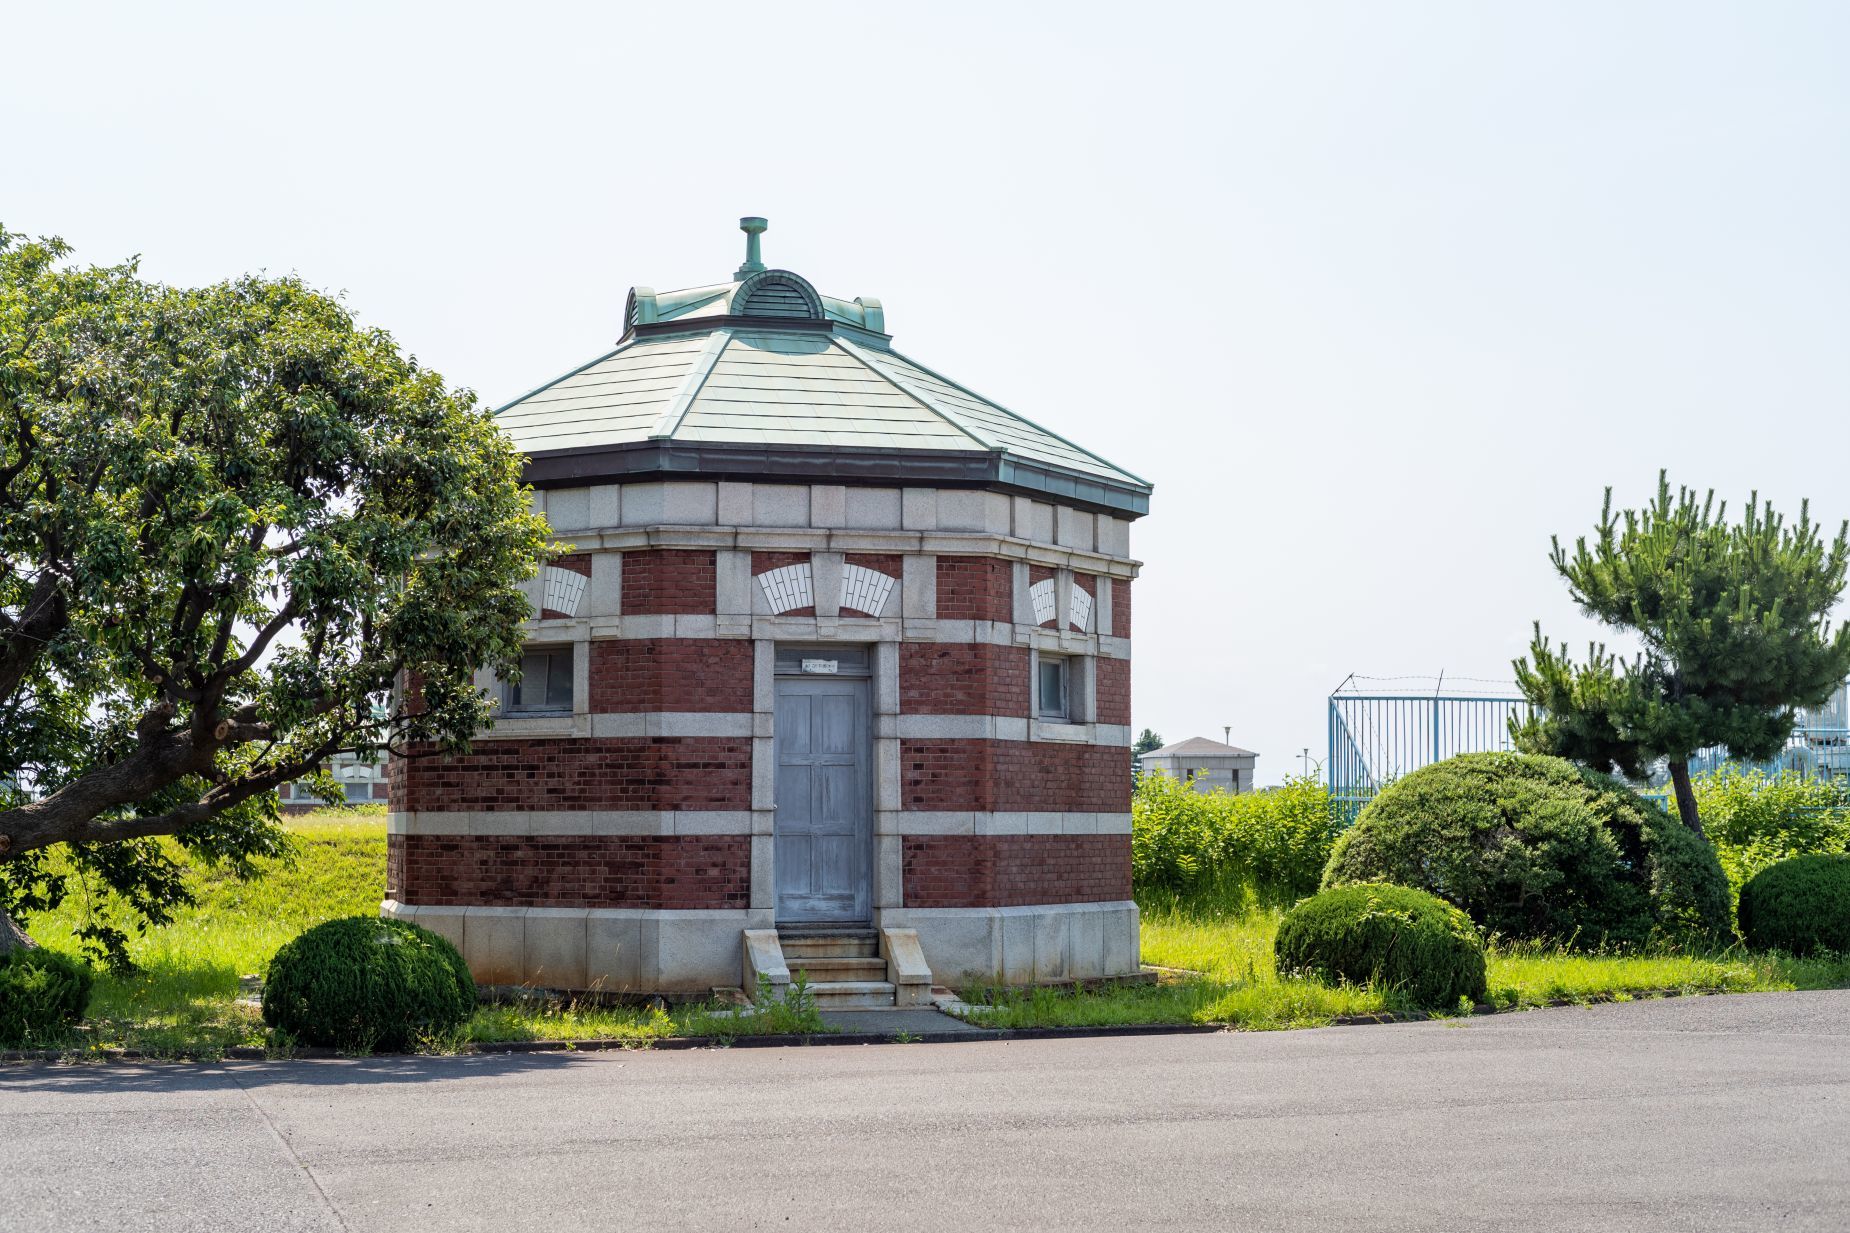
[736,216,767,278]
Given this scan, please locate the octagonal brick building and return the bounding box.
[384,220,1153,1001]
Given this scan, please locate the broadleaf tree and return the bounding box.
[1511,471,1850,836]
[0,229,552,963]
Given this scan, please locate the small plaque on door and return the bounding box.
[800,658,839,675]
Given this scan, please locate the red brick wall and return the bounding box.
[589,639,753,713]
[902,834,1132,907]
[1095,656,1131,726]
[844,552,902,576]
[900,739,1129,812]
[388,833,749,909]
[623,550,716,615]
[751,551,808,575]
[899,643,1029,715]
[1112,578,1131,638]
[937,556,1013,622]
[394,738,751,811]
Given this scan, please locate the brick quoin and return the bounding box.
[1094,656,1131,726]
[900,739,1129,812]
[936,556,1013,622]
[622,549,716,615]
[899,643,1029,715]
[902,834,1132,907]
[589,640,753,713]
[1072,573,1096,632]
[387,833,749,909]
[1112,578,1131,639]
[394,738,751,811]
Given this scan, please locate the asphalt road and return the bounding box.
[5,990,1848,1232]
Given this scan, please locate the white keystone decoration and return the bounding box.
[542,565,588,617]
[1069,582,1092,632]
[1029,577,1058,625]
[839,565,896,616]
[758,563,814,614]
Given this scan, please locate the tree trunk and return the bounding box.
[0,907,35,956]
[1666,758,1704,837]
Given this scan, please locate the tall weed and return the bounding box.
[1132,772,1338,908]
[1695,767,1850,897]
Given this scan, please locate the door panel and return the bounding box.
[774,676,871,923]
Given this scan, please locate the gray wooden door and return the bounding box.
[774,675,872,924]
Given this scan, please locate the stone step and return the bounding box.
[779,932,879,960]
[806,981,897,1009]
[784,956,889,983]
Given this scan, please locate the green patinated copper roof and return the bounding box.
[495,220,1151,517]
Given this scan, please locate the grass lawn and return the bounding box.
[16,814,1850,1053]
[20,811,819,1057]
[960,902,1850,1030]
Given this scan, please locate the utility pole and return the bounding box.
[1223,725,1231,746]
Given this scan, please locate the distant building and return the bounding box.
[277,751,387,812]
[1141,737,1258,794]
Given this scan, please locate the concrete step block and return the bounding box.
[808,981,897,1008]
[786,957,890,982]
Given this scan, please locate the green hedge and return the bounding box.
[1133,772,1338,903]
[0,947,93,1048]
[262,916,476,1053]
[1274,883,1487,1009]
[1737,855,1850,957]
[1324,753,1730,947]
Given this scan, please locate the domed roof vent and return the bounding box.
[736,269,822,319]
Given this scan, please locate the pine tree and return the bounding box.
[1512,471,1850,836]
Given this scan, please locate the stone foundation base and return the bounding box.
[381,901,770,993]
[877,900,1140,986]
[382,898,1139,993]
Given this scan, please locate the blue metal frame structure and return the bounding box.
[1329,679,1850,824]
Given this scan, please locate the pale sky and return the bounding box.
[8,2,1847,782]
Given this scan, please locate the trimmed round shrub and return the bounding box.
[0,946,94,1048]
[262,916,476,1052]
[1274,882,1487,1008]
[1323,753,1730,947]
[1737,854,1850,956]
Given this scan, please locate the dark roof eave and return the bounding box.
[520,440,1151,520]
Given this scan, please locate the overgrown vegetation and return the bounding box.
[0,945,93,1047]
[1695,767,1850,900]
[1132,771,1338,906]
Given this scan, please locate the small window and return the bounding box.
[1038,655,1069,721]
[505,646,575,714]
